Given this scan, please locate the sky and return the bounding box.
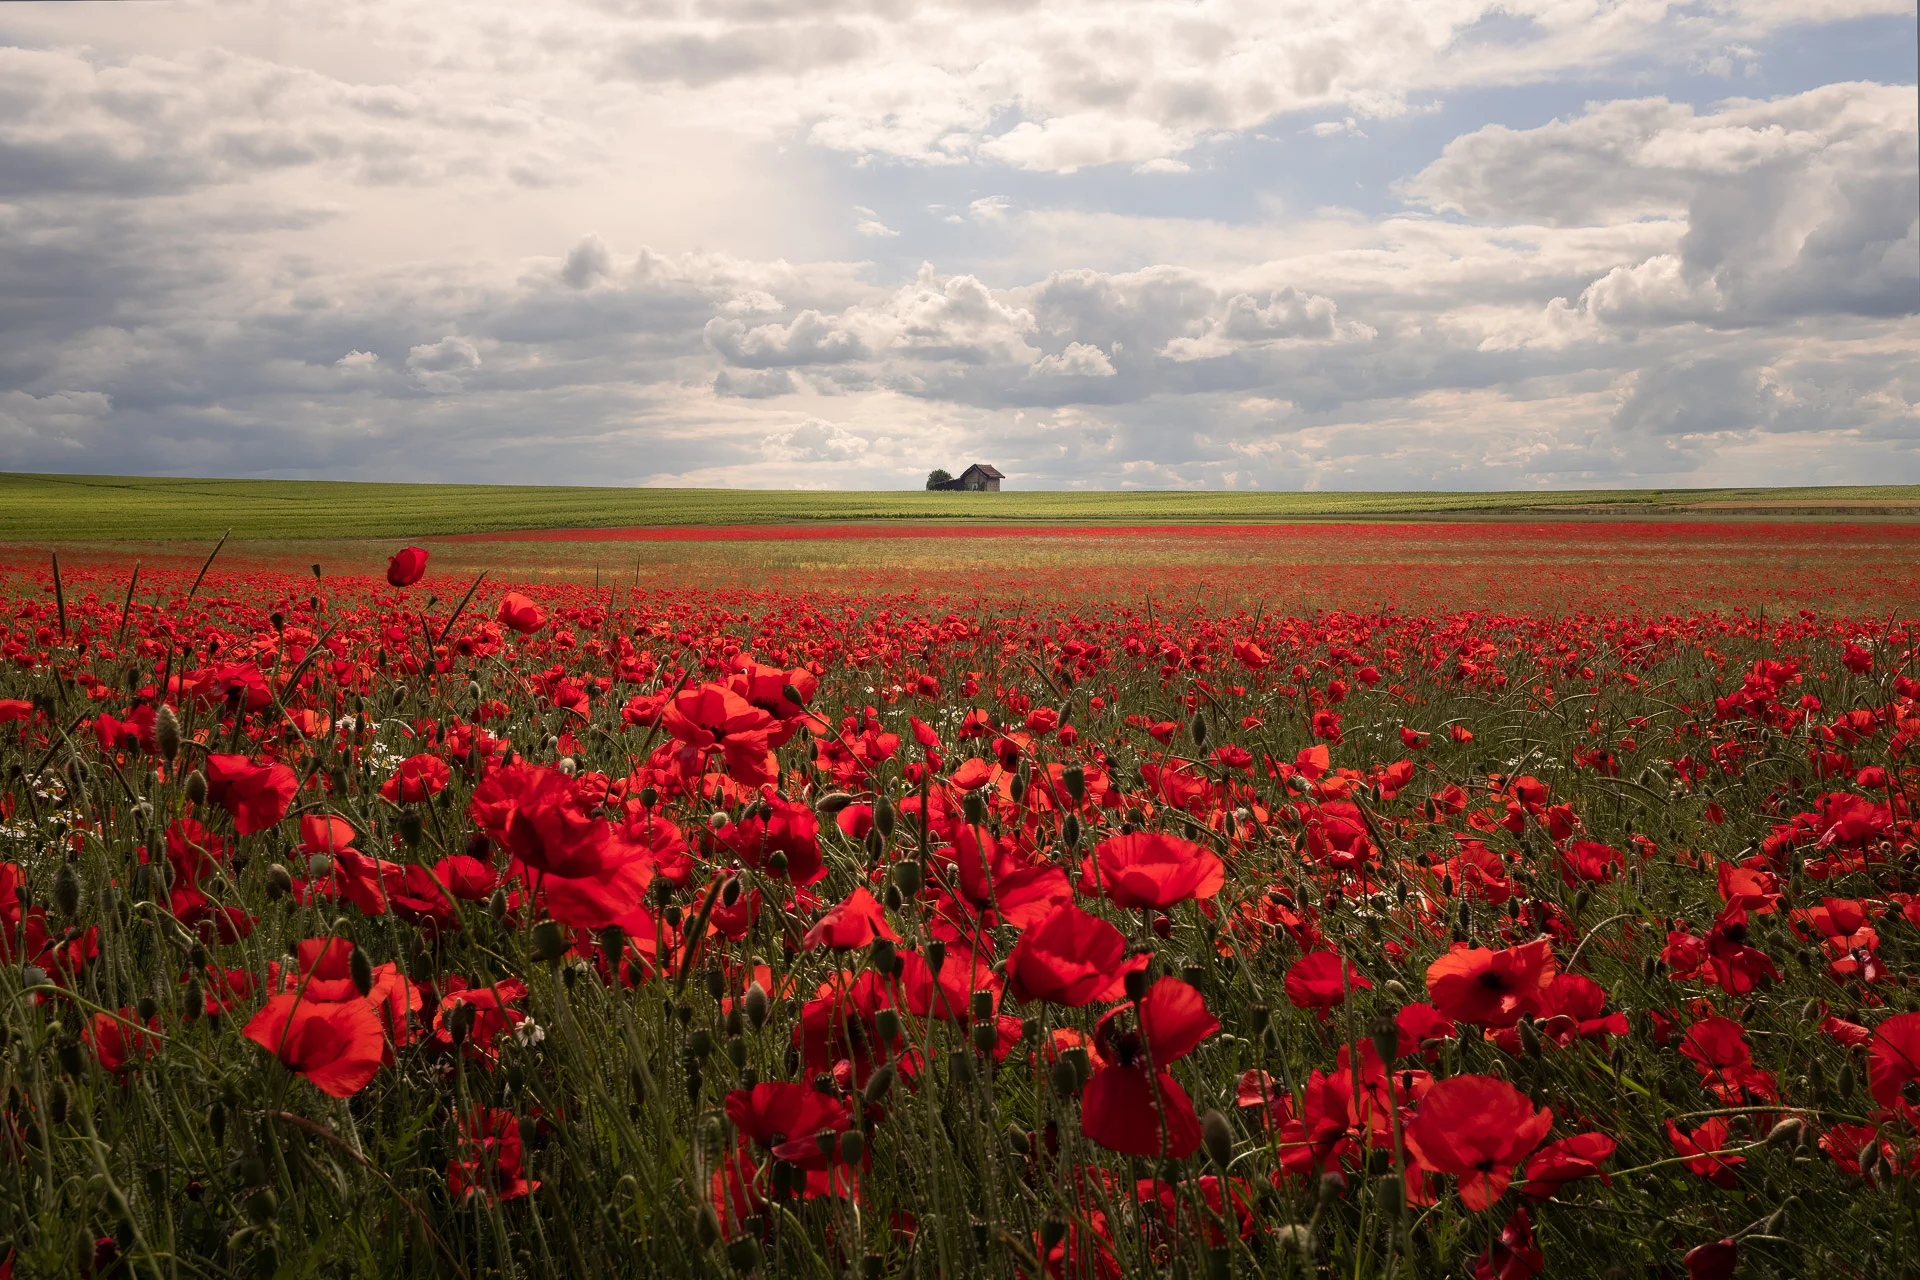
[0,0,1915,492]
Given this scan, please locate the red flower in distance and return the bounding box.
[203,754,297,835]
[386,547,429,587]
[495,592,546,634]
[242,993,385,1098]
[1405,1074,1553,1210]
[1425,939,1556,1029]
[1007,903,1143,1008]
[1078,831,1224,910]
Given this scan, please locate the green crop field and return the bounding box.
[4,471,1920,542]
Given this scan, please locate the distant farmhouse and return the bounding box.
[926,463,1004,492]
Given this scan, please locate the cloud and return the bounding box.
[1030,342,1117,377]
[761,417,871,462]
[856,218,900,238]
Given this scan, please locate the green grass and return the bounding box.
[4,471,1919,541]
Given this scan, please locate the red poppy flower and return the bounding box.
[711,793,824,886]
[470,763,614,879]
[726,1081,850,1166]
[1283,950,1372,1018]
[1424,939,1556,1029]
[1683,1240,1738,1280]
[950,825,1071,929]
[242,993,385,1097]
[1405,1074,1552,1210]
[495,592,546,634]
[450,1107,535,1202]
[1474,1207,1543,1280]
[1519,1132,1616,1198]
[1078,831,1224,910]
[661,684,779,787]
[203,754,297,835]
[1080,978,1215,1159]
[1867,1011,1920,1109]
[1666,1118,1744,1187]
[803,886,897,951]
[381,753,451,804]
[85,1009,159,1079]
[1006,904,1142,1007]
[386,547,429,587]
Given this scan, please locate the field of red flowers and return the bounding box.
[1,530,1917,1279]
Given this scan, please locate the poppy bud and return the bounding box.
[1123,967,1149,1003]
[208,1100,226,1147]
[1009,774,1027,804]
[782,683,807,706]
[1370,1016,1399,1067]
[1202,1109,1233,1170]
[182,980,204,1022]
[49,1082,68,1127]
[837,1130,865,1164]
[488,888,510,922]
[962,791,987,826]
[689,1029,713,1060]
[1060,812,1081,849]
[447,1001,475,1047]
[1764,1116,1803,1148]
[1040,1219,1068,1252]
[1062,765,1086,804]
[875,798,896,839]
[1006,1124,1032,1154]
[816,792,854,816]
[1248,1003,1270,1034]
[949,1048,974,1083]
[892,861,924,897]
[184,770,207,806]
[863,1062,897,1104]
[1377,1176,1404,1214]
[726,1237,762,1274]
[349,948,375,998]
[396,810,424,849]
[244,1188,278,1227]
[1189,712,1209,747]
[408,950,434,984]
[265,863,293,900]
[695,1204,722,1249]
[56,1036,85,1077]
[1519,1017,1542,1060]
[1837,1061,1856,1101]
[1318,1172,1344,1204]
[766,851,788,876]
[155,705,181,762]
[53,863,79,918]
[720,877,741,908]
[875,1008,903,1045]
[745,982,770,1030]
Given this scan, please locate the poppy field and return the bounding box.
[1,527,1919,1280]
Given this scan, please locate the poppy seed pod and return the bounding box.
[265,863,293,900]
[962,790,988,826]
[725,1237,762,1274]
[599,925,626,973]
[837,1130,864,1164]
[925,938,947,974]
[1123,966,1149,1003]
[971,1021,999,1054]
[1371,1016,1399,1067]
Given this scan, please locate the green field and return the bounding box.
[4,471,1919,541]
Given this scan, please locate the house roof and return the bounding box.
[961,463,1005,479]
